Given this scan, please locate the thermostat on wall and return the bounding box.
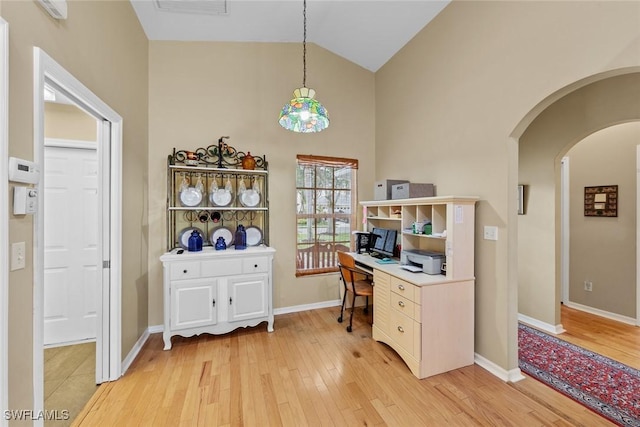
[8,157,40,184]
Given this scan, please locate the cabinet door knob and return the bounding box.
[229,297,233,305]
[397,326,404,333]
[254,264,258,268]
[183,269,187,274]
[212,299,216,307]
[397,284,405,291]
[398,300,405,308]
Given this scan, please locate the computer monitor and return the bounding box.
[370,227,397,258]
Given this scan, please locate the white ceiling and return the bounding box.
[129,0,450,72]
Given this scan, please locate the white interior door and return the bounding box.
[43,143,98,346]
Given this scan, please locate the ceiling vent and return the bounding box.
[37,0,68,20]
[153,0,228,16]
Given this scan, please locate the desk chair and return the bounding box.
[337,251,374,332]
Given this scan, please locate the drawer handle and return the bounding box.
[398,300,405,308]
[254,264,258,268]
[183,269,188,274]
[397,284,405,291]
[397,326,404,333]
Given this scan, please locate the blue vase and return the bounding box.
[215,236,227,250]
[234,225,247,250]
[188,230,203,252]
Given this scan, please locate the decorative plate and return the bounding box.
[245,226,263,246]
[210,189,232,207]
[179,187,203,207]
[239,189,261,207]
[209,226,234,247]
[178,227,204,250]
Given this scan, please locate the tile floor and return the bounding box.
[44,342,98,427]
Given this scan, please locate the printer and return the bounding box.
[401,249,445,275]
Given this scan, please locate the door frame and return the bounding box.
[636,145,640,326]
[33,47,122,416]
[560,157,569,304]
[0,17,8,426]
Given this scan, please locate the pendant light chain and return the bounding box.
[302,0,307,88]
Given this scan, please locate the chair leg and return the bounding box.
[337,288,347,323]
[363,296,369,314]
[347,292,356,332]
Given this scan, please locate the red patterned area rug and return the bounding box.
[518,323,640,426]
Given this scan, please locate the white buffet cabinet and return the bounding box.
[160,246,275,350]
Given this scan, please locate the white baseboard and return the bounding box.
[474,353,525,383]
[121,327,151,375]
[43,338,96,350]
[517,313,565,334]
[148,324,163,334]
[563,301,637,326]
[274,299,341,315]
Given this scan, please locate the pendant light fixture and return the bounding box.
[278,0,330,133]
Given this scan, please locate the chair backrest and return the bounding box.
[337,251,368,287]
[337,251,355,269]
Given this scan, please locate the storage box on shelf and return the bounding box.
[374,179,409,200]
[391,182,435,200]
[161,137,275,350]
[360,195,478,378]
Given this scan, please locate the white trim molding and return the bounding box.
[518,313,565,335]
[0,17,9,427]
[474,353,526,383]
[274,299,341,316]
[33,47,124,424]
[563,301,637,326]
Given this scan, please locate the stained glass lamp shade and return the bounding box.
[279,87,329,133]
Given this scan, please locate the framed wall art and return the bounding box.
[584,185,617,217]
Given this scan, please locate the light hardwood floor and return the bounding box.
[73,305,637,426]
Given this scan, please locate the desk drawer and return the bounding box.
[170,261,201,280]
[390,292,418,321]
[389,309,420,358]
[390,277,417,302]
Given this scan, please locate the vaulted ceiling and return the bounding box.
[130,0,450,72]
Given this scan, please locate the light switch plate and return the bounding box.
[483,226,498,241]
[11,242,26,271]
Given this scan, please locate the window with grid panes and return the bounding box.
[295,155,358,276]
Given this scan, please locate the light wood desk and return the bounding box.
[352,253,475,379]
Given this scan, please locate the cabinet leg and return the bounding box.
[163,334,172,350]
[267,318,274,332]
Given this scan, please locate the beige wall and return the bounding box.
[147,41,375,325]
[567,122,639,317]
[376,0,640,371]
[3,0,148,413]
[44,103,97,141]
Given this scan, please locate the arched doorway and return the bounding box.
[514,71,640,332]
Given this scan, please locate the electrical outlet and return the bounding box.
[584,281,593,292]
